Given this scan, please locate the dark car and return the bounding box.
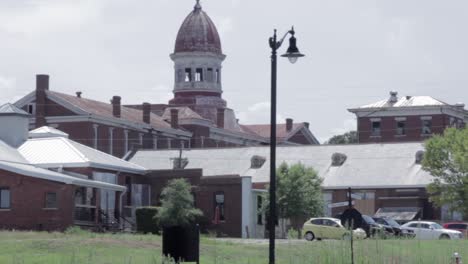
[373,217,403,236]
[362,215,384,238]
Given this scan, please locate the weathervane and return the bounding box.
[195,0,201,10]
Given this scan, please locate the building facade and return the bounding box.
[348,91,468,143]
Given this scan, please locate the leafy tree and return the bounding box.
[264,162,324,238]
[157,179,203,227]
[423,128,468,218]
[325,131,358,145]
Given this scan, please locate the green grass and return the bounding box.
[0,230,466,263]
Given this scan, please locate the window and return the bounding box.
[215,69,220,83]
[184,68,192,82]
[396,120,406,135]
[257,195,263,225]
[311,219,324,225]
[45,192,58,209]
[422,119,432,135]
[195,68,203,82]
[214,192,225,221]
[0,188,10,209]
[207,68,213,82]
[27,104,36,115]
[371,121,381,136]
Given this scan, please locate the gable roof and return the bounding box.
[29,126,69,138]
[0,140,124,191]
[19,136,146,174]
[130,143,433,189]
[0,103,30,117]
[241,123,319,144]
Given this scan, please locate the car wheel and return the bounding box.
[439,234,450,240]
[305,232,315,241]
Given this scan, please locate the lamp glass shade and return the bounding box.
[281,35,305,63]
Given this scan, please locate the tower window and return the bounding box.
[184,68,192,82]
[215,69,220,83]
[207,68,213,82]
[195,68,203,82]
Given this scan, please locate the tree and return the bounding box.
[325,131,358,145]
[423,128,468,218]
[264,162,324,238]
[157,179,203,227]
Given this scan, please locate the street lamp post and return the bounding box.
[268,27,305,264]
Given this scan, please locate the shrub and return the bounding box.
[136,207,160,234]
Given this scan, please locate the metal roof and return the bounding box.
[0,140,125,191]
[0,103,30,117]
[130,143,434,188]
[29,126,69,138]
[357,96,446,109]
[19,137,146,174]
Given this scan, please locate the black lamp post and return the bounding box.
[268,27,304,264]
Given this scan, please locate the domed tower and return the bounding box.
[169,0,227,123]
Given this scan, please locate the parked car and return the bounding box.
[373,217,404,236]
[303,217,366,241]
[400,221,463,240]
[362,215,385,238]
[443,222,468,238]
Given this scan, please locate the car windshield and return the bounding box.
[431,223,444,230]
[385,218,400,227]
[362,215,376,224]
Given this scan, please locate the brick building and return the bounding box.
[348,91,467,143]
[0,104,126,231]
[130,143,455,238]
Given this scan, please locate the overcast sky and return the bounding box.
[1,0,467,142]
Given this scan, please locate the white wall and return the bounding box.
[241,176,253,238]
[0,115,29,147]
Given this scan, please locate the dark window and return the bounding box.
[195,68,203,82]
[184,68,192,82]
[422,119,432,135]
[214,192,225,221]
[207,68,213,82]
[257,196,263,225]
[396,120,406,135]
[323,219,339,227]
[311,219,324,225]
[0,188,10,209]
[371,121,381,136]
[27,104,35,114]
[448,224,468,230]
[45,192,58,208]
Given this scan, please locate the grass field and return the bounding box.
[0,230,466,264]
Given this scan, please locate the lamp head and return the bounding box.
[281,27,305,64]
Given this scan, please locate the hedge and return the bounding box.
[136,207,160,234]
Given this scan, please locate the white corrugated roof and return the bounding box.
[19,137,146,174]
[0,103,30,116]
[130,143,434,189]
[357,96,447,109]
[29,126,69,138]
[0,140,125,191]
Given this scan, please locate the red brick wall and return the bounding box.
[357,114,460,143]
[144,170,244,237]
[0,169,74,231]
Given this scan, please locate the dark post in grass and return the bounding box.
[268,27,305,264]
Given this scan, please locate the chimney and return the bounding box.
[111,96,121,118]
[217,108,225,128]
[76,91,82,98]
[389,91,398,103]
[35,74,49,128]
[170,108,179,128]
[303,122,310,129]
[143,102,151,124]
[286,118,293,132]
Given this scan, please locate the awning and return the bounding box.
[374,207,421,221]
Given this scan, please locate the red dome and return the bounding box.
[174,3,222,54]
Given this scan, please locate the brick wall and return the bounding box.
[0,169,74,231]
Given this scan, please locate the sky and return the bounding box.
[0,0,467,143]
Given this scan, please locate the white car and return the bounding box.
[400,221,463,240]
